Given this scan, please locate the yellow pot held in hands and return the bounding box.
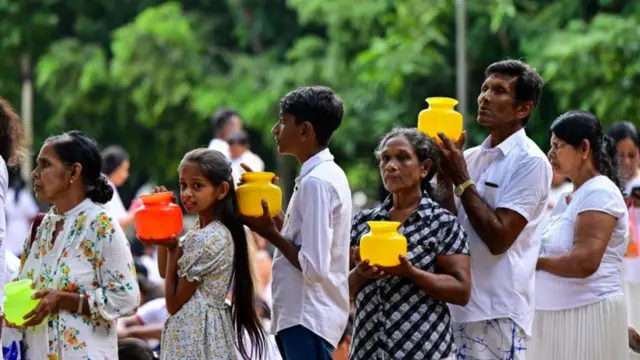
[359,221,408,267]
[3,279,41,326]
[417,97,463,143]
[237,172,283,217]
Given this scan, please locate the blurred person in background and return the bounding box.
[608,122,640,197]
[530,111,628,360]
[5,171,39,257]
[608,121,640,353]
[0,97,25,319]
[102,145,136,229]
[228,129,265,186]
[209,108,244,160]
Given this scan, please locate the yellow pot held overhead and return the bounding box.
[359,221,408,267]
[236,172,283,217]
[417,97,463,143]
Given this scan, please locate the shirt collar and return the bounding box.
[481,128,526,156]
[48,197,93,223]
[296,148,334,182]
[373,189,434,222]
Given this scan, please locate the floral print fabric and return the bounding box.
[1,198,140,359]
[160,220,236,360]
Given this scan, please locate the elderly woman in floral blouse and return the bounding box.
[1,131,140,359]
[349,128,470,360]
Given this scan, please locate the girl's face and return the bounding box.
[378,136,430,194]
[179,161,229,215]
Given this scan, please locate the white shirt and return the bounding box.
[103,179,128,223]
[0,157,8,306]
[623,174,640,284]
[271,149,352,347]
[448,129,552,335]
[208,138,231,160]
[136,297,169,325]
[5,188,39,256]
[537,176,628,309]
[231,150,265,186]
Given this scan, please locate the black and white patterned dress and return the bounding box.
[350,191,469,360]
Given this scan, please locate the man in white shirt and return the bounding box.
[228,130,265,186]
[208,108,243,160]
[243,86,351,360]
[437,60,551,359]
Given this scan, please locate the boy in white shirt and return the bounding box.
[243,86,352,360]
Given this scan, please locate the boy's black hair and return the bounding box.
[279,86,344,146]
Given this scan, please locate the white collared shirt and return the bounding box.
[271,149,352,347]
[448,128,552,335]
[208,138,231,160]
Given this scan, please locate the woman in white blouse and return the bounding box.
[101,145,135,229]
[529,111,629,360]
[0,97,25,311]
[1,131,140,359]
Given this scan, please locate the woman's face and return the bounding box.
[109,159,130,187]
[616,137,639,181]
[548,133,587,179]
[32,143,79,203]
[379,136,430,194]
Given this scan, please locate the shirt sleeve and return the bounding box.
[177,226,233,282]
[297,176,336,283]
[86,212,141,321]
[436,213,469,256]
[496,156,552,222]
[575,185,626,219]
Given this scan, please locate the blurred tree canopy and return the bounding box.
[0,0,639,202]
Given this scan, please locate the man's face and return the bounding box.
[477,73,531,129]
[221,115,243,140]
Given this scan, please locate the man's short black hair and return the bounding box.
[608,121,639,148]
[279,86,344,146]
[210,108,240,135]
[484,60,544,126]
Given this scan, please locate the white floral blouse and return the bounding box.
[160,220,236,360]
[1,198,140,359]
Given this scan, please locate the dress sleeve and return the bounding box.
[86,212,141,321]
[177,224,233,282]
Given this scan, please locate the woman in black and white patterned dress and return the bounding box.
[348,128,471,360]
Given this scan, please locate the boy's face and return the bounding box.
[271,110,307,156]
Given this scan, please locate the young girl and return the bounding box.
[154,148,265,360]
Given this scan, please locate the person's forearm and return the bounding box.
[264,231,301,271]
[164,247,181,311]
[274,212,284,232]
[348,270,368,298]
[537,255,597,279]
[57,291,92,317]
[436,175,456,214]
[124,323,164,340]
[157,246,167,279]
[460,186,511,255]
[407,268,470,306]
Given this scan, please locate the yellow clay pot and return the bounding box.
[237,172,283,217]
[359,221,408,267]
